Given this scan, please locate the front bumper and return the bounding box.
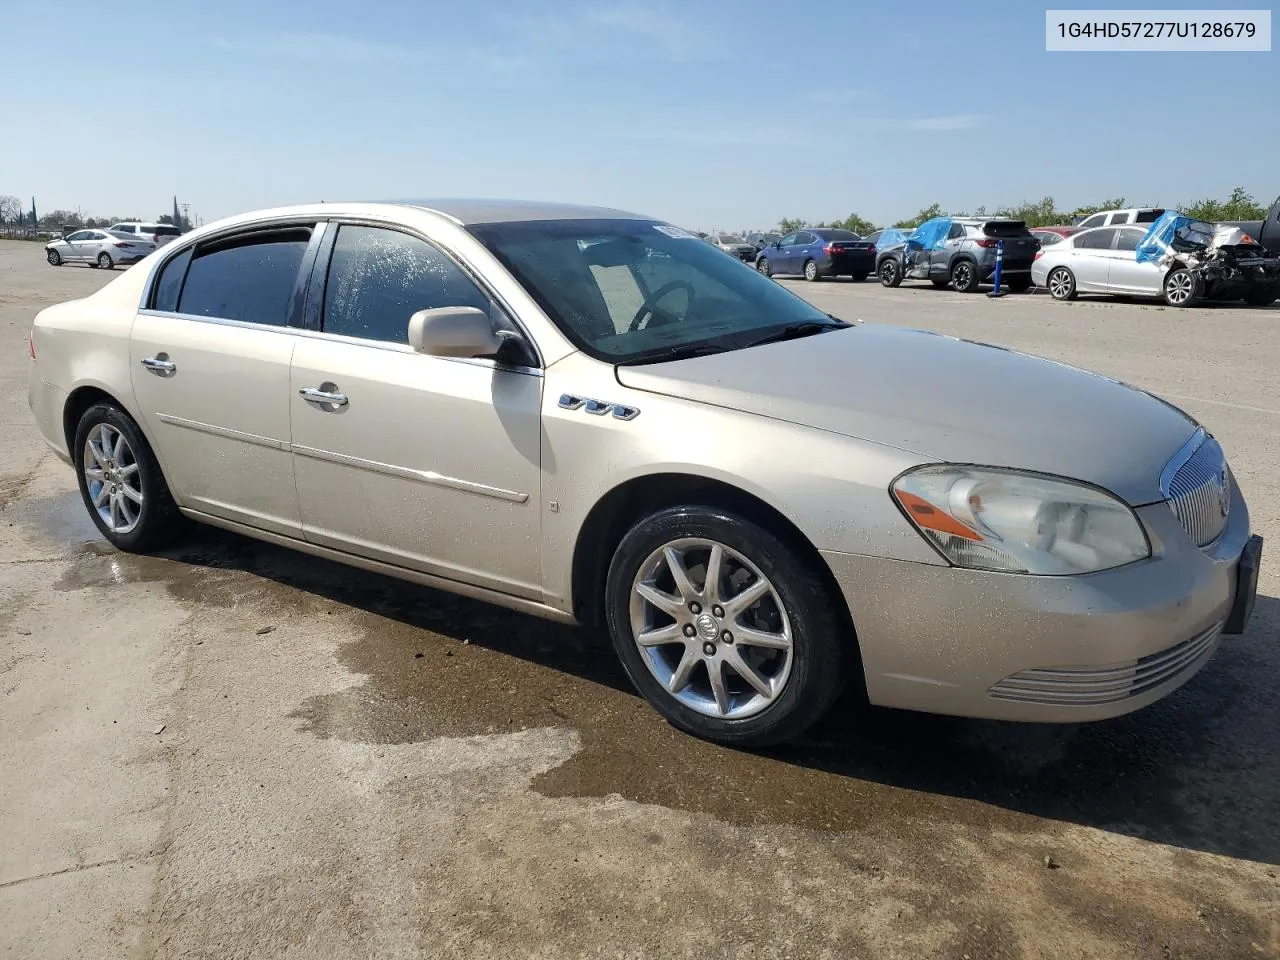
[821,480,1254,722]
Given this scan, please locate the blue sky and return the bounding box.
[5,0,1275,231]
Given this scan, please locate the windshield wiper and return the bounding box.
[618,341,737,365]
[741,319,848,349]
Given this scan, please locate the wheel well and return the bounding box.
[570,473,855,644]
[63,387,117,452]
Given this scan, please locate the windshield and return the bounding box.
[816,229,860,241]
[718,235,744,244]
[469,218,835,364]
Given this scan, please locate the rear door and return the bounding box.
[1069,228,1117,291]
[130,222,320,536]
[1105,227,1162,295]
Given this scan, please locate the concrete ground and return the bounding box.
[1,239,1276,959]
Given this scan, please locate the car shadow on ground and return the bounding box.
[132,524,1280,864]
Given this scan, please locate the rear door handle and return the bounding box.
[140,356,176,376]
[299,386,349,407]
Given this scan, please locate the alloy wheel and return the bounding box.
[83,422,144,534]
[1166,271,1194,305]
[629,537,793,719]
[954,262,974,291]
[804,260,817,281]
[1049,268,1073,299]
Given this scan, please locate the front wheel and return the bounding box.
[47,249,62,266]
[951,260,980,293]
[73,403,185,552]
[756,257,771,278]
[97,251,114,270]
[878,257,903,287]
[1163,267,1199,307]
[803,259,819,282]
[605,507,851,747]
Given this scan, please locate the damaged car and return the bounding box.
[876,216,1038,292]
[1033,212,1280,307]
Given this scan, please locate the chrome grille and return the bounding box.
[1161,431,1229,547]
[988,622,1222,706]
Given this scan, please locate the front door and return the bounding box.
[129,224,317,536]
[64,231,94,262]
[1105,227,1162,295]
[289,222,543,599]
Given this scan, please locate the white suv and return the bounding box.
[1074,207,1165,229]
[107,222,183,248]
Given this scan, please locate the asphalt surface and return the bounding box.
[1,240,1277,959]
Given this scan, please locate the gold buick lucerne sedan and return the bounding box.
[27,200,1262,746]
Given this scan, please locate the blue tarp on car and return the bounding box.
[873,228,912,250]
[1136,210,1216,262]
[908,217,953,252]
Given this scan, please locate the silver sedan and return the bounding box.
[45,229,153,269]
[27,200,1262,746]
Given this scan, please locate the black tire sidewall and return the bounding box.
[48,250,61,265]
[73,403,178,552]
[879,258,901,287]
[758,258,770,277]
[952,260,978,292]
[98,253,113,269]
[605,506,849,746]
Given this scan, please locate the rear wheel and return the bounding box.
[47,249,62,266]
[605,506,851,747]
[803,259,819,282]
[97,251,114,270]
[73,403,185,553]
[1047,266,1077,300]
[1163,267,1199,307]
[756,258,771,278]
[878,257,902,287]
[1006,275,1032,293]
[951,259,980,293]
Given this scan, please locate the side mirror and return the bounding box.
[407,307,502,358]
[774,240,782,248]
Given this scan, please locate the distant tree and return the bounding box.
[1068,197,1126,220]
[995,196,1067,227]
[0,195,20,224]
[891,202,943,229]
[39,209,80,229]
[777,217,809,233]
[1182,186,1267,223]
[825,213,876,235]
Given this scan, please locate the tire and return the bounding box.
[605,506,851,747]
[1047,267,1077,301]
[1241,289,1276,307]
[803,259,819,282]
[97,251,114,270]
[930,278,950,289]
[951,259,980,293]
[1005,276,1032,293]
[1162,267,1199,307]
[878,257,903,287]
[73,402,185,553]
[756,257,771,278]
[47,249,62,266]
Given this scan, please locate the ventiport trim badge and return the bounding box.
[558,394,640,421]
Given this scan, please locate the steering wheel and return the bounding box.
[628,280,696,332]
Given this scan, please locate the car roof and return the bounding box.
[394,198,652,225]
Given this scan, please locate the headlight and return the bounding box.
[892,466,1150,575]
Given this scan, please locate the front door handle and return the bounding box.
[140,356,177,376]
[299,386,349,407]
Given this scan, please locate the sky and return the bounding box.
[4,0,1276,232]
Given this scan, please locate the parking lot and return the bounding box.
[2,238,1277,958]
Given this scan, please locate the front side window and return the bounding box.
[778,233,798,247]
[178,227,312,325]
[322,225,490,344]
[67,231,91,241]
[948,223,966,240]
[470,218,837,364]
[1115,229,1145,252]
[1079,214,1106,229]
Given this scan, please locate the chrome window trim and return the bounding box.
[134,309,543,378]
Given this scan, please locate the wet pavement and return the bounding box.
[2,241,1278,958]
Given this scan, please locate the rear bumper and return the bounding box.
[28,374,71,464]
[977,259,1033,280]
[820,482,1252,722]
[821,253,876,275]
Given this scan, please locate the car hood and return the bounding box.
[614,324,1196,505]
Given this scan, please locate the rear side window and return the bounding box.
[1135,209,1164,224]
[1115,229,1145,252]
[816,229,859,241]
[1078,214,1106,229]
[1077,228,1117,250]
[1107,212,1131,225]
[115,225,136,234]
[795,232,816,245]
[152,225,181,237]
[151,248,193,311]
[178,227,312,325]
[321,224,490,344]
